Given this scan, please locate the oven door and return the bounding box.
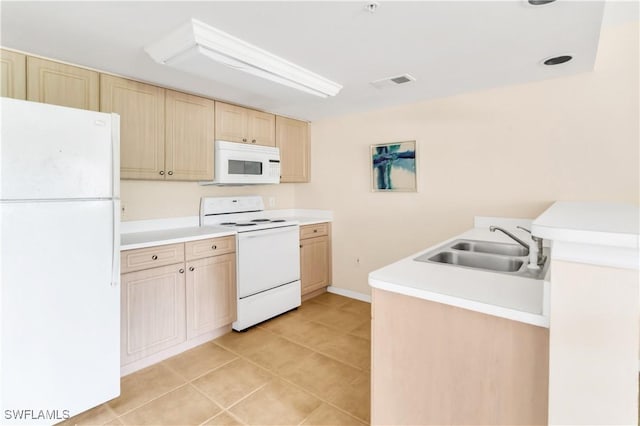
[236,225,300,298]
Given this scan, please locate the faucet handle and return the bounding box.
[518,225,543,243]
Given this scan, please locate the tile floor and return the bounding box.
[60,292,371,426]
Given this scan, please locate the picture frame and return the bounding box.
[370,140,417,192]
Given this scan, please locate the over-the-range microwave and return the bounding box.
[199,140,281,186]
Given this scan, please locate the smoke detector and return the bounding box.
[370,74,416,89]
[364,2,380,13]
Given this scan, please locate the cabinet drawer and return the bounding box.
[121,243,185,273]
[300,223,329,239]
[185,235,236,261]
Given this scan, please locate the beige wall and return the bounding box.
[295,22,639,295]
[121,181,295,220]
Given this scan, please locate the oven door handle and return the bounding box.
[239,225,299,239]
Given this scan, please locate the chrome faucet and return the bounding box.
[516,226,545,266]
[489,226,530,251]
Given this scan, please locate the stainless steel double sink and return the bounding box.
[414,239,548,280]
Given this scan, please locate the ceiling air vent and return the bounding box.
[370,74,416,89]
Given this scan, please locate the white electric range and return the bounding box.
[200,196,301,331]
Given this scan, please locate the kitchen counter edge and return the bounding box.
[120,217,332,251]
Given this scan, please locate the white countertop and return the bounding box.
[121,226,236,250]
[531,201,639,269]
[532,201,639,248]
[120,209,332,251]
[368,227,550,328]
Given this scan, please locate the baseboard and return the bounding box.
[327,285,371,303]
[120,324,231,377]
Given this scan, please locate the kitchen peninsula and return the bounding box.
[369,202,639,425]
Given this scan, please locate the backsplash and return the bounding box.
[120,180,296,221]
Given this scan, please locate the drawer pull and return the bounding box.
[179,268,184,274]
[242,138,247,142]
[252,139,256,143]
[313,229,318,233]
[211,245,217,250]
[151,255,158,260]
[189,266,195,272]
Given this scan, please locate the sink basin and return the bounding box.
[450,239,529,256]
[412,238,548,279]
[416,251,524,272]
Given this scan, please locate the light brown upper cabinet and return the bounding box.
[276,116,310,183]
[100,75,166,180]
[27,57,99,111]
[0,49,26,99]
[215,101,275,147]
[165,90,215,181]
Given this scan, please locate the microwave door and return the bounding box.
[228,158,264,177]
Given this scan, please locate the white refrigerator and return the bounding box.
[0,98,120,425]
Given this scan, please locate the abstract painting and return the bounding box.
[371,141,417,192]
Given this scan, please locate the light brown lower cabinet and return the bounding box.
[371,288,549,426]
[299,222,332,298]
[186,253,236,339]
[120,262,186,365]
[120,236,236,368]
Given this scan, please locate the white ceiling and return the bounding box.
[0,1,630,121]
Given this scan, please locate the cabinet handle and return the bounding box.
[242,138,247,142]
[151,255,158,260]
[313,229,318,233]
[211,245,217,250]
[167,171,173,176]
[159,171,165,176]
[189,266,195,272]
[252,139,256,143]
[299,244,302,248]
[179,268,184,274]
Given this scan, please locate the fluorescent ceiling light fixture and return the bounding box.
[145,19,342,98]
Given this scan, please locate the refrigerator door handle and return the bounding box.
[111,199,120,287]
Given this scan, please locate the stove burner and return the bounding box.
[220,222,237,225]
[251,219,271,222]
[236,223,257,227]
[271,219,286,223]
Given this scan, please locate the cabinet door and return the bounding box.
[165,90,215,181]
[27,57,99,110]
[300,235,329,295]
[214,101,247,143]
[276,116,309,182]
[100,75,165,180]
[248,110,276,146]
[186,253,237,339]
[121,263,186,365]
[0,49,26,99]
